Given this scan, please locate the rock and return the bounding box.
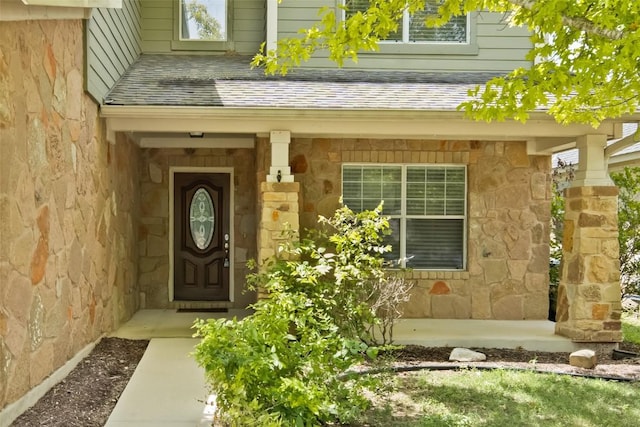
[449,348,487,362]
[569,349,597,369]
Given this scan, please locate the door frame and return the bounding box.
[169,166,235,302]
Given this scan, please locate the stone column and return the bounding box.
[257,182,300,298]
[257,131,299,297]
[555,134,622,343]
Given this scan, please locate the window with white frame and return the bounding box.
[342,164,466,270]
[344,0,468,44]
[179,0,227,41]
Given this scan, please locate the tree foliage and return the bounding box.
[252,0,640,125]
[192,205,405,426]
[550,166,640,306]
[185,0,223,40]
[610,167,640,296]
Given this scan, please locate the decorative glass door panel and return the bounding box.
[189,188,215,250]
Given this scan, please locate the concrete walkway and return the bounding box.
[104,309,578,426]
[104,309,250,427]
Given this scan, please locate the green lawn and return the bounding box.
[622,314,640,344]
[362,369,640,427]
[357,317,640,426]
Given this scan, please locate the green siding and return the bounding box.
[86,0,142,103]
[141,0,265,54]
[277,1,532,72]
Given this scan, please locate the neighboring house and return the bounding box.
[1,0,637,417]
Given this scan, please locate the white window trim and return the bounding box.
[342,163,468,271]
[341,2,478,55]
[172,0,234,51]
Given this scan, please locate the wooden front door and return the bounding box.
[174,172,230,301]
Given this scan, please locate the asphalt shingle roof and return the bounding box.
[104,54,502,110]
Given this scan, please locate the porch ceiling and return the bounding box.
[101,54,631,152]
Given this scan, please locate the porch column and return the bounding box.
[257,131,300,297]
[555,134,622,343]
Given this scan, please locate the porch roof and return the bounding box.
[101,55,629,150]
[104,54,503,111]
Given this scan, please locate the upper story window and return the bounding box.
[345,0,468,44]
[179,0,227,41]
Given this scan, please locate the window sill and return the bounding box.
[171,40,234,52]
[366,42,479,56]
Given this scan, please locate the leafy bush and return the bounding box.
[193,205,397,426]
[610,167,640,297]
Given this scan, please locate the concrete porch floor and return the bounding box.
[110,309,579,351]
[103,309,580,426]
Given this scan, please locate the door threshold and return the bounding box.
[176,308,229,313]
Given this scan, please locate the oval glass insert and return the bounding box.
[189,188,215,250]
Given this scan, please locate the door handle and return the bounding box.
[224,233,230,267]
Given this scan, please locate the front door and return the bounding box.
[174,172,230,301]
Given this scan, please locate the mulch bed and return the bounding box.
[11,338,148,427]
[9,338,640,426]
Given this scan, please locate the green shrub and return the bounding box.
[193,205,393,426]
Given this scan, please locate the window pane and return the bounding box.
[446,167,465,183]
[181,0,227,41]
[382,182,401,199]
[382,218,401,267]
[407,199,425,215]
[427,168,446,182]
[363,181,382,199]
[446,199,465,215]
[446,183,465,199]
[407,182,425,198]
[362,166,382,182]
[342,182,362,200]
[410,7,467,43]
[407,167,426,182]
[425,199,445,215]
[382,199,402,215]
[426,183,445,198]
[406,219,464,269]
[343,167,362,182]
[382,167,402,182]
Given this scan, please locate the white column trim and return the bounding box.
[572,134,612,187]
[267,130,293,183]
[266,0,278,53]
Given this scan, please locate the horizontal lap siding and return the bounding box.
[277,2,532,73]
[235,0,266,54]
[87,0,142,102]
[141,0,265,54]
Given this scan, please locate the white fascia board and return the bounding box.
[101,106,619,143]
[1,0,120,20]
[21,0,121,7]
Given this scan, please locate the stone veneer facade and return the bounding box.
[138,148,257,309]
[0,21,141,410]
[289,138,552,320]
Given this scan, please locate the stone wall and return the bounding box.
[289,138,551,320]
[138,148,257,308]
[0,21,141,410]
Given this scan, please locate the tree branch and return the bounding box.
[507,0,624,40]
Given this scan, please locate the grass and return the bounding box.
[361,369,640,426]
[622,313,640,344]
[356,317,640,426]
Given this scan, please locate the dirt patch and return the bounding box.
[11,338,148,427]
[8,338,639,426]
